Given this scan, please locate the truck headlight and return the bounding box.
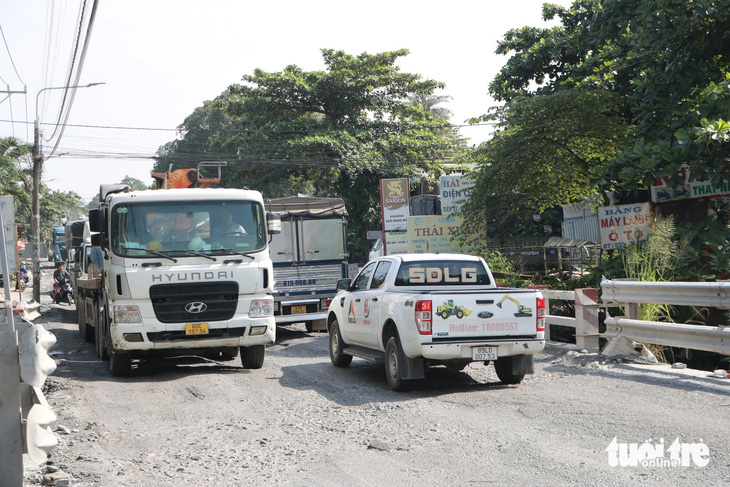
[114,305,142,323]
[249,299,273,318]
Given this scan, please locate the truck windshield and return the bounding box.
[110,200,266,258]
[394,260,492,286]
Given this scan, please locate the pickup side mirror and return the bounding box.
[336,278,352,291]
[267,212,281,235]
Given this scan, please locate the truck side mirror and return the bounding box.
[267,212,281,235]
[89,209,104,233]
[90,233,106,249]
[336,278,352,291]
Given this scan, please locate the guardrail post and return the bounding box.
[574,288,599,352]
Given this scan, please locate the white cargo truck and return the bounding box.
[266,196,348,332]
[86,184,280,376]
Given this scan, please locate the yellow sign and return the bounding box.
[407,215,477,254]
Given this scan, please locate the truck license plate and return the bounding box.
[472,346,498,361]
[291,305,306,314]
[185,323,209,335]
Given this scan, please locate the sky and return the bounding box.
[0,0,570,203]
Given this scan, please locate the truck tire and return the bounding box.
[385,336,411,392]
[95,302,109,361]
[240,345,265,369]
[109,349,132,377]
[305,322,313,333]
[328,320,352,367]
[494,356,526,385]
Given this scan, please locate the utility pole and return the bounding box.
[31,83,105,302]
[31,120,42,302]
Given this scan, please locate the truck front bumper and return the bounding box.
[420,338,545,361]
[110,317,275,352]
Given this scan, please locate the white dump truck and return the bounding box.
[85,184,280,376]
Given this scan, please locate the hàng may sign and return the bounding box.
[598,203,651,250]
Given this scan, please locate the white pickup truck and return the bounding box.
[326,253,546,390]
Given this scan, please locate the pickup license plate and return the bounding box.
[185,323,209,335]
[472,346,498,361]
[290,305,306,314]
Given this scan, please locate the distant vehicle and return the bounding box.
[327,253,546,390]
[50,226,67,265]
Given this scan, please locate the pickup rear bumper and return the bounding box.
[420,338,545,361]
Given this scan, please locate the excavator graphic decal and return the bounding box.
[496,295,533,317]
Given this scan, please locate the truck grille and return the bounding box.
[150,282,239,324]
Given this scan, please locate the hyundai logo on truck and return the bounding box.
[185,302,208,314]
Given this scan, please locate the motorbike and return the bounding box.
[54,278,74,305]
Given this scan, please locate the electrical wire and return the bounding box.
[42,0,88,144]
[47,0,99,159]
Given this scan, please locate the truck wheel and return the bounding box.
[385,336,411,392]
[240,345,265,369]
[328,320,352,367]
[305,322,313,333]
[109,349,132,377]
[494,357,525,385]
[95,303,109,361]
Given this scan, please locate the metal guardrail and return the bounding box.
[601,279,730,309]
[601,278,730,355]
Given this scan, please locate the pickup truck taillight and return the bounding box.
[415,300,432,335]
[536,297,546,332]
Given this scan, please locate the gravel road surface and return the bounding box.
[20,264,730,487]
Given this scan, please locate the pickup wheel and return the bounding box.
[328,320,352,367]
[385,336,411,392]
[240,345,265,369]
[494,356,526,385]
[109,349,132,377]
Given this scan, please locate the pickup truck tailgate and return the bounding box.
[431,290,539,339]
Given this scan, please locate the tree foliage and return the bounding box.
[489,0,730,192]
[464,89,632,239]
[156,49,465,261]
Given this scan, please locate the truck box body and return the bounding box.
[266,196,348,330]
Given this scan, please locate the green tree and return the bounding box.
[157,49,465,261]
[120,175,149,191]
[464,89,632,240]
[489,0,730,192]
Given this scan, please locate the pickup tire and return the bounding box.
[328,319,352,367]
[109,349,132,377]
[385,336,411,392]
[240,345,265,369]
[494,356,526,385]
